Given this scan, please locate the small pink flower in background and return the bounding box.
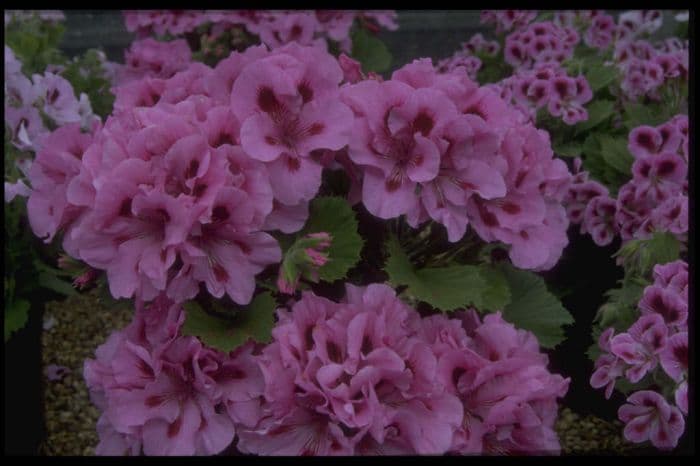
[46,364,71,381]
[590,328,626,399]
[4,180,31,203]
[481,10,537,34]
[638,285,687,329]
[618,390,685,449]
[581,194,617,246]
[566,180,608,225]
[610,314,668,383]
[26,122,96,245]
[116,38,192,85]
[583,13,616,49]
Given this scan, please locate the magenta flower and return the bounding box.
[590,329,625,399]
[638,285,687,329]
[52,63,286,304]
[432,311,569,455]
[652,260,688,299]
[675,381,688,415]
[659,331,687,383]
[237,284,464,455]
[116,38,192,85]
[618,390,685,449]
[26,123,95,244]
[610,314,668,383]
[231,43,353,207]
[631,152,686,204]
[84,295,264,456]
[581,194,618,246]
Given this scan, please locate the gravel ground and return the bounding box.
[40,290,132,456]
[40,291,643,456]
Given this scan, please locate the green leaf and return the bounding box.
[301,196,363,282]
[351,28,392,73]
[622,102,675,130]
[499,265,574,349]
[552,140,583,158]
[615,232,681,279]
[581,133,630,195]
[38,272,77,297]
[475,264,512,311]
[182,292,277,352]
[584,60,618,93]
[574,100,615,135]
[597,135,634,175]
[385,235,495,311]
[5,299,30,342]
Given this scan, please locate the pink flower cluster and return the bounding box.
[437,34,500,81]
[566,115,688,246]
[235,284,569,455]
[489,64,592,125]
[614,38,688,101]
[5,45,97,153]
[504,21,579,70]
[4,45,98,203]
[112,38,193,85]
[591,260,688,449]
[480,10,537,34]
[26,43,360,304]
[123,10,398,53]
[341,58,572,271]
[84,295,264,455]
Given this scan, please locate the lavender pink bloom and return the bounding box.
[236,284,568,455]
[84,295,264,456]
[342,58,572,271]
[618,390,685,449]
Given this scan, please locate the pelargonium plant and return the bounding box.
[4,8,690,456]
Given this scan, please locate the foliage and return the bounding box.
[182,292,277,352]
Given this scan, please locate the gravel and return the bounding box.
[40,290,643,456]
[40,290,132,456]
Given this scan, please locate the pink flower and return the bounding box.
[58,67,284,303]
[117,38,192,84]
[4,179,31,202]
[631,153,686,204]
[46,364,71,381]
[436,311,570,455]
[581,194,618,246]
[256,12,322,49]
[564,179,608,225]
[652,260,688,298]
[590,329,625,399]
[237,284,464,455]
[675,381,688,415]
[659,331,687,383]
[26,123,95,244]
[638,285,687,329]
[32,72,83,126]
[618,390,685,449]
[610,314,668,383]
[338,53,364,84]
[231,43,353,206]
[85,295,264,456]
